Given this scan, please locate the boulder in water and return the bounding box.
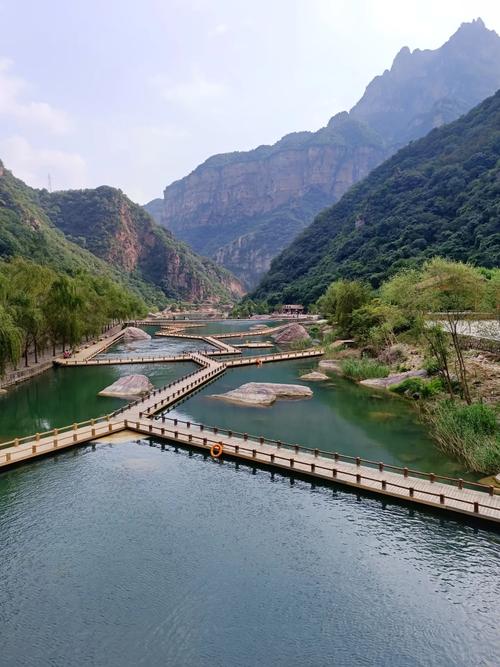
[319,359,342,373]
[272,323,311,345]
[212,382,312,406]
[300,371,328,381]
[122,326,151,341]
[99,374,154,398]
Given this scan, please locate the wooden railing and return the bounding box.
[0,414,121,451]
[129,419,500,518]
[152,416,497,497]
[227,349,323,365]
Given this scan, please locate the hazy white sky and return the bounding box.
[1,0,500,202]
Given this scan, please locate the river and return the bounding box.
[0,320,499,666]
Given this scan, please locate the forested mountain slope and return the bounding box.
[251,89,500,306]
[39,187,244,303]
[0,161,161,303]
[0,161,242,305]
[148,19,500,287]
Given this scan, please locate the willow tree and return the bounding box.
[0,305,22,376]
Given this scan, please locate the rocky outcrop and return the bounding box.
[98,374,154,398]
[272,324,311,345]
[319,360,342,373]
[122,326,151,341]
[147,20,500,288]
[360,369,427,390]
[300,371,328,381]
[212,382,312,406]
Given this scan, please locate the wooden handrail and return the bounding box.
[132,422,500,515]
[153,415,495,496]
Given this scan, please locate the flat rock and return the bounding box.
[360,369,427,389]
[99,374,154,398]
[272,323,311,345]
[319,360,342,373]
[122,326,151,341]
[212,382,312,406]
[300,371,328,381]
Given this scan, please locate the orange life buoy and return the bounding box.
[256,359,263,366]
[210,443,223,458]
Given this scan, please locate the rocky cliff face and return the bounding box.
[41,186,244,303]
[148,19,500,289]
[350,18,500,147]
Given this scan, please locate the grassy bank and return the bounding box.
[424,401,500,474]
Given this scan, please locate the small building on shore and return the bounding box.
[281,304,305,317]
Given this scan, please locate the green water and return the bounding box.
[0,320,470,477]
[167,359,471,478]
[0,362,195,442]
[1,320,498,666]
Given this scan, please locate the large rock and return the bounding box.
[300,371,328,381]
[122,326,151,341]
[360,369,428,389]
[99,374,154,398]
[272,323,311,345]
[212,382,312,406]
[319,360,342,373]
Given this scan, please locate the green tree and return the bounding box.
[316,280,371,335]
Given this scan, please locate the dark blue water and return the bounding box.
[0,440,498,667]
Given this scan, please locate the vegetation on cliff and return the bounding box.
[0,161,165,304]
[252,89,500,305]
[0,161,242,306]
[39,186,243,303]
[150,19,500,288]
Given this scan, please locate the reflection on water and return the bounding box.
[0,441,498,666]
[168,359,473,478]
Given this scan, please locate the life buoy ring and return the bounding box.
[210,443,223,458]
[256,359,263,367]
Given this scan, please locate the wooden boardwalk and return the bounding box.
[129,416,500,524]
[3,322,500,525]
[225,349,324,366]
[4,408,497,524]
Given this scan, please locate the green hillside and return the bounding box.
[0,161,165,305]
[38,186,244,303]
[251,90,500,306]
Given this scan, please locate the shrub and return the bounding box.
[390,377,444,399]
[340,358,390,380]
[425,401,500,473]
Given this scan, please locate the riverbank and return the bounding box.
[308,330,500,479]
[0,324,124,391]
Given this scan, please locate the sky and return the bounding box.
[1,1,500,203]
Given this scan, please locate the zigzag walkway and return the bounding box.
[3,332,499,525]
[0,352,226,466]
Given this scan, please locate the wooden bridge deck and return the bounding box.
[3,323,499,525]
[129,417,500,524]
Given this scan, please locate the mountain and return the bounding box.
[250,89,500,306]
[0,162,243,305]
[147,18,500,288]
[38,187,244,303]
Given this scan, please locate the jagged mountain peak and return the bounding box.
[147,19,500,288]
